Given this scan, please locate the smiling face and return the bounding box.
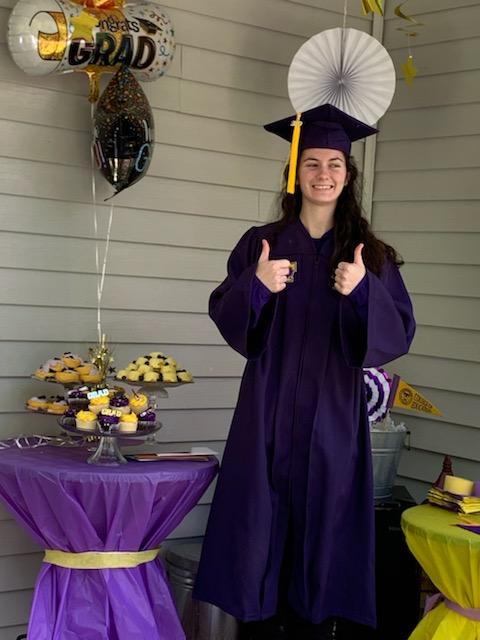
[297,148,348,208]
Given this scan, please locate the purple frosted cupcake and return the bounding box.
[110,394,130,415]
[98,411,120,431]
[138,408,156,429]
[67,388,89,409]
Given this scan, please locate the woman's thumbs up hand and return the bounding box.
[334,243,366,296]
[256,239,291,293]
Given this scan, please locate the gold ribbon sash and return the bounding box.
[44,548,160,569]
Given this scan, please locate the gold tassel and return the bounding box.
[287,112,302,195]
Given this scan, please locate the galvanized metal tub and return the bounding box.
[165,542,239,640]
[371,429,409,502]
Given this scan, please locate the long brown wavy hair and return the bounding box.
[273,155,403,276]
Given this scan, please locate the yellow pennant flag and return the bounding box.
[389,376,442,416]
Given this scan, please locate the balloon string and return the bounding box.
[90,102,114,345]
[90,102,102,343]
[98,203,114,322]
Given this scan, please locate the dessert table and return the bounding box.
[401,504,480,640]
[0,445,218,640]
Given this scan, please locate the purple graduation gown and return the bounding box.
[193,218,415,627]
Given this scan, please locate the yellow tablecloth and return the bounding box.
[402,504,480,640]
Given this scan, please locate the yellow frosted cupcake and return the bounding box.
[33,367,50,380]
[27,395,48,411]
[46,358,65,372]
[81,367,103,384]
[143,371,159,383]
[149,358,164,370]
[161,364,177,383]
[88,396,110,414]
[76,363,93,376]
[127,370,142,382]
[119,412,138,433]
[56,369,81,384]
[47,396,68,414]
[177,369,193,383]
[137,364,151,375]
[129,394,148,414]
[62,352,82,368]
[149,351,165,359]
[76,410,97,431]
[162,370,177,383]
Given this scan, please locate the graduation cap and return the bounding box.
[264,104,378,194]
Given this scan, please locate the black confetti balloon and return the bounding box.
[93,66,155,197]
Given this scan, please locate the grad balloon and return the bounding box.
[8,0,175,99]
[93,65,154,196]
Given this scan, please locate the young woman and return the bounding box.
[193,105,415,640]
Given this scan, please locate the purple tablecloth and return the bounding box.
[0,446,218,640]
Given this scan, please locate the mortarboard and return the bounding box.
[264,104,378,194]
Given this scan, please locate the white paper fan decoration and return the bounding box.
[288,28,395,125]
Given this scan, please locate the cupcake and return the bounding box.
[46,358,65,372]
[177,369,193,383]
[76,363,94,376]
[164,357,177,367]
[33,367,50,380]
[135,356,150,366]
[138,408,156,428]
[88,396,110,415]
[161,366,177,383]
[98,410,120,431]
[67,388,89,409]
[127,370,142,383]
[47,396,68,415]
[149,358,164,370]
[81,367,102,384]
[143,371,159,383]
[116,369,129,380]
[27,395,48,411]
[126,362,138,371]
[119,412,138,433]
[75,410,97,431]
[110,394,130,414]
[136,364,151,374]
[149,351,165,359]
[62,352,82,368]
[129,393,148,414]
[56,369,80,384]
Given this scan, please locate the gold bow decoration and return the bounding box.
[401,54,417,86]
[72,0,124,8]
[361,0,383,15]
[394,2,423,25]
[394,2,424,86]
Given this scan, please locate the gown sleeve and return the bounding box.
[347,274,369,327]
[339,257,416,368]
[209,227,278,359]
